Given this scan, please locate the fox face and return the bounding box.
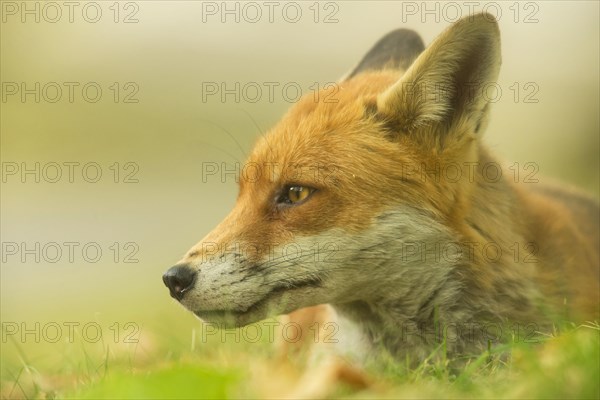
[163,14,503,329]
[165,81,463,328]
[163,11,600,359]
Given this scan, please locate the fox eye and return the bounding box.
[279,186,315,205]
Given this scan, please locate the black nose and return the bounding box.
[162,264,197,301]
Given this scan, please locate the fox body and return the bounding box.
[164,14,599,362]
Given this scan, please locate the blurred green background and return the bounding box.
[1,1,598,396]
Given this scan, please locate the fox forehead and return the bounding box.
[241,70,414,189]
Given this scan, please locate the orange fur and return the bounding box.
[166,14,599,374]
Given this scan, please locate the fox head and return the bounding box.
[163,13,501,327]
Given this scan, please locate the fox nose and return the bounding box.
[162,264,197,301]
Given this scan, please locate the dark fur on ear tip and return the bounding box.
[347,29,425,79]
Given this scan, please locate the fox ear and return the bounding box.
[377,13,501,139]
[344,29,425,80]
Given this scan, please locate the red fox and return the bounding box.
[163,13,599,363]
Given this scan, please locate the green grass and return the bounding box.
[67,365,240,400]
[1,321,598,399]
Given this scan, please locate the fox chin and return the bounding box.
[163,13,600,361]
